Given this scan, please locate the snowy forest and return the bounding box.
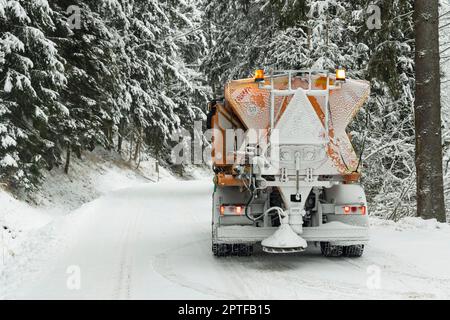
[0,0,449,220]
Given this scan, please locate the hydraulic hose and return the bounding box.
[245,191,256,222]
[245,190,285,223]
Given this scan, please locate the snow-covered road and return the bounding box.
[3,180,450,299]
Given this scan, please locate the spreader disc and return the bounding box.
[262,246,306,254]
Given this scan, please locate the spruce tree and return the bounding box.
[0,0,67,188]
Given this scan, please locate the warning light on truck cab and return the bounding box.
[254,69,265,83]
[336,68,346,81]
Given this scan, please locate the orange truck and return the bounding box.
[208,69,370,257]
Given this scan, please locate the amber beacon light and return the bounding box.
[254,69,265,83]
[336,67,346,81]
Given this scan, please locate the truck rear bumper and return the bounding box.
[215,221,369,245]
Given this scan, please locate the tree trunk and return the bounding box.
[133,128,142,162]
[64,144,71,174]
[118,119,124,154]
[414,0,446,222]
[307,26,311,51]
[108,126,113,150]
[207,20,217,96]
[129,133,134,162]
[155,160,160,182]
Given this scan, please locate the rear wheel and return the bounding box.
[212,243,228,257]
[234,244,253,256]
[212,243,253,257]
[320,242,344,257]
[343,244,365,257]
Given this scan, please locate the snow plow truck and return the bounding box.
[208,69,370,257]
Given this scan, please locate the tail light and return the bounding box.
[219,205,245,216]
[338,205,367,215]
[360,206,366,215]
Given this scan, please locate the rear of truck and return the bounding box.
[208,69,370,257]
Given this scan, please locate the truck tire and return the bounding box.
[320,242,344,257]
[212,243,230,257]
[212,243,253,257]
[343,244,364,257]
[236,244,253,257]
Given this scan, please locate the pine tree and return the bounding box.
[201,0,362,89]
[123,0,208,161]
[349,0,416,219]
[48,0,130,172]
[0,0,67,188]
[164,0,210,160]
[1,0,210,187]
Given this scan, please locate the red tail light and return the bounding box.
[339,205,367,215]
[219,205,245,216]
[360,206,366,215]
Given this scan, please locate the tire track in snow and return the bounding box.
[151,239,241,299]
[336,247,450,298]
[152,240,443,299]
[240,253,376,299]
[113,215,131,299]
[114,209,141,299]
[151,240,367,299]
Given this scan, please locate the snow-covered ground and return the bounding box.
[0,148,177,294]
[2,179,450,300]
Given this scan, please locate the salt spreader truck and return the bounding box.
[207,69,371,257]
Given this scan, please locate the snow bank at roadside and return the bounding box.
[370,216,450,231]
[0,190,54,294]
[0,192,50,233]
[0,191,51,265]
